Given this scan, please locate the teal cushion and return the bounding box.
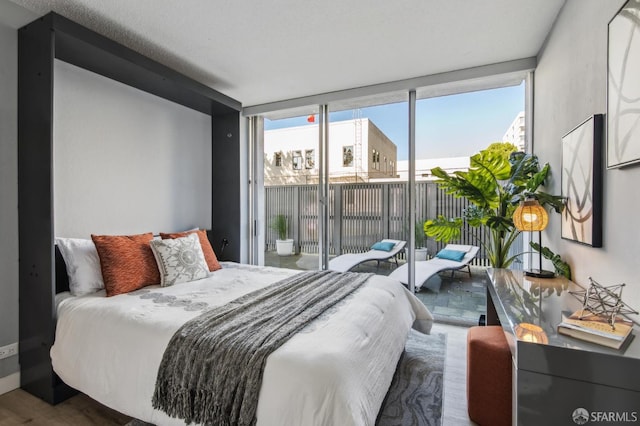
[371,241,395,252]
[435,249,466,261]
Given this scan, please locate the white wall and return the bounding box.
[0,20,19,382]
[54,60,212,237]
[263,123,318,184]
[535,0,639,320]
[0,27,215,387]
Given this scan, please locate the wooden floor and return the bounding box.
[0,388,131,425]
[0,323,476,426]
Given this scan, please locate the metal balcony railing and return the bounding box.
[265,182,524,268]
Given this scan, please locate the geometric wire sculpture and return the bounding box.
[569,277,639,330]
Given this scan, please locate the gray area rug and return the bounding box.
[126,330,446,426]
[376,330,446,426]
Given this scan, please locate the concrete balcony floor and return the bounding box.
[264,251,487,327]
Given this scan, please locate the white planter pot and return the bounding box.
[415,248,428,261]
[276,239,294,256]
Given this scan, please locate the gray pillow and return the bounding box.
[150,233,209,286]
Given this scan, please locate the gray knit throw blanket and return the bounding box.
[152,270,372,426]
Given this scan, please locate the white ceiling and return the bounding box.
[6,0,565,108]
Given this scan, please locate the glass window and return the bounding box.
[415,82,526,271]
[372,149,380,170]
[328,101,408,278]
[255,79,526,321]
[343,146,353,167]
[305,149,315,169]
[274,152,282,167]
[292,151,303,170]
[262,109,319,267]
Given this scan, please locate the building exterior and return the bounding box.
[503,111,526,151]
[264,118,397,185]
[395,157,470,181]
[393,111,524,181]
[265,112,526,186]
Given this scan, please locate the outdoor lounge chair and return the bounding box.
[328,239,406,273]
[388,244,480,292]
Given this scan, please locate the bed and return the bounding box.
[50,257,433,426]
[18,14,436,422]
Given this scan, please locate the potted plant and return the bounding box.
[415,221,428,261]
[423,142,569,276]
[271,214,294,256]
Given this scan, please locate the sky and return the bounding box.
[264,82,525,161]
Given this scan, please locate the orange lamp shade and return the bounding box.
[515,322,549,344]
[513,199,549,232]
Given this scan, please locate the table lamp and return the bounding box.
[513,199,555,278]
[515,322,549,344]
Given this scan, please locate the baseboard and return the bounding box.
[0,372,20,396]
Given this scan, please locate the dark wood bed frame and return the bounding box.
[18,13,242,404]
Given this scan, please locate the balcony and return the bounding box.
[265,181,520,265]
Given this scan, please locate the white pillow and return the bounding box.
[55,237,105,296]
[149,233,209,287]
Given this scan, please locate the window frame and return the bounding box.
[292,150,303,170]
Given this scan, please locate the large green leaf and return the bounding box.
[426,142,565,269]
[509,152,541,188]
[459,169,501,208]
[485,142,518,157]
[503,182,521,199]
[433,148,511,209]
[526,163,550,192]
[534,192,566,214]
[470,150,511,182]
[430,167,451,180]
[486,215,514,232]
[431,167,499,209]
[464,204,491,227]
[530,242,572,279]
[424,216,463,242]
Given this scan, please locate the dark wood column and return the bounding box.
[18,14,76,404]
[211,112,242,262]
[17,12,241,404]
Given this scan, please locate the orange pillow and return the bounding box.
[91,232,160,297]
[159,229,221,272]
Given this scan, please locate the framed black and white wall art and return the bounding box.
[607,0,640,169]
[561,114,603,247]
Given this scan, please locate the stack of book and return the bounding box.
[557,309,634,349]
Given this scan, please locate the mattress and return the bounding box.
[51,263,433,426]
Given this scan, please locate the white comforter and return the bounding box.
[51,263,433,426]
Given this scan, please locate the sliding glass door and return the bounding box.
[326,99,409,275]
[415,82,527,267]
[250,77,529,295]
[261,108,320,269]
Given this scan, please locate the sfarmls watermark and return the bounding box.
[573,408,638,424]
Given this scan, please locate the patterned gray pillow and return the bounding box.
[150,233,209,286]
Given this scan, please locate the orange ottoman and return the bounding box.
[467,326,512,426]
